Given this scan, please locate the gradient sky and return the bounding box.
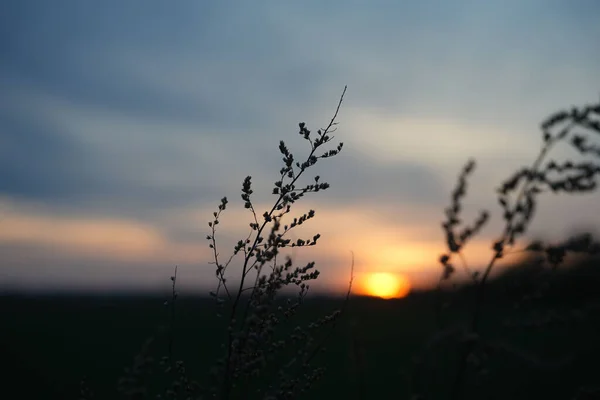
[1,0,599,296]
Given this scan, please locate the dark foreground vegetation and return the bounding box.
[2,256,599,400]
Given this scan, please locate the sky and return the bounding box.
[1,0,599,296]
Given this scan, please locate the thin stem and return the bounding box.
[302,251,354,366]
[167,265,178,363]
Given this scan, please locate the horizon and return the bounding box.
[1,0,599,297]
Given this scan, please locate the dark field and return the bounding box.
[2,263,600,400]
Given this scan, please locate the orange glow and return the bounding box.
[361,272,411,299]
[0,211,202,263]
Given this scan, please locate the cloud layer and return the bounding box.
[1,0,599,294]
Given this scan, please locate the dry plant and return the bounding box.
[83,86,353,400]
[422,99,600,399]
[204,85,352,400]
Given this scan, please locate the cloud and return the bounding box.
[0,84,256,216]
[0,199,204,262]
[1,0,599,293]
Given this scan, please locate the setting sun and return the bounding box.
[363,272,411,299]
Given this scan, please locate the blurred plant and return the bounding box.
[459,100,599,399]
[413,99,600,399]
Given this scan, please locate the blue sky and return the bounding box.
[1,0,599,295]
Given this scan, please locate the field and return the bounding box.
[3,262,599,400]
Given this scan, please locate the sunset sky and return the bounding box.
[1,0,599,296]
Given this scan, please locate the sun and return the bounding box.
[363,272,411,299]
